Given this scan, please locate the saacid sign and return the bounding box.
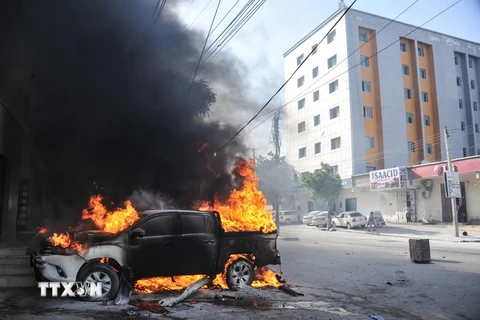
[370,167,408,191]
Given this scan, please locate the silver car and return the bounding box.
[302,211,321,226]
[311,211,328,227]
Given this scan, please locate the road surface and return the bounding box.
[1,224,478,319]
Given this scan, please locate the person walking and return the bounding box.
[366,211,377,231]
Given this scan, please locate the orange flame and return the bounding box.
[134,254,280,293]
[38,227,48,234]
[81,195,140,234]
[195,158,277,233]
[49,233,86,252]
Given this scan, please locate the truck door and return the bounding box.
[127,212,178,279]
[175,213,220,276]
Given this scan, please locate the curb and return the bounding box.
[336,228,480,243]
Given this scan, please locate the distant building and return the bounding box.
[283,7,480,182]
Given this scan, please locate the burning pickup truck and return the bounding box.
[31,209,281,301]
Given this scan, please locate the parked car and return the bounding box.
[30,210,281,301]
[331,211,367,229]
[311,211,328,227]
[272,210,300,224]
[302,211,321,226]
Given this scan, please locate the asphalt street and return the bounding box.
[1,224,479,319]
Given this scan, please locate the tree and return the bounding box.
[255,152,296,207]
[302,163,343,230]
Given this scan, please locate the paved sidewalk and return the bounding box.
[336,222,480,243]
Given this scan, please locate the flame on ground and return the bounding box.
[81,195,140,234]
[134,254,280,293]
[195,158,277,233]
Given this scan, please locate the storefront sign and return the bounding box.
[444,171,461,198]
[370,167,408,191]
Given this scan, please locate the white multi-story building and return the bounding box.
[284,4,480,186]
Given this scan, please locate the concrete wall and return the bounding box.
[284,8,354,179]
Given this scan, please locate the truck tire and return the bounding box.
[285,218,291,225]
[226,258,254,291]
[77,263,120,301]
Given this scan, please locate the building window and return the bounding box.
[463,148,467,157]
[366,166,376,172]
[365,136,374,148]
[330,106,340,119]
[406,112,413,123]
[461,121,465,131]
[418,47,424,57]
[422,91,429,102]
[329,80,339,93]
[360,56,370,67]
[312,66,318,78]
[469,59,473,68]
[314,115,320,126]
[362,80,371,92]
[297,98,305,110]
[471,80,476,89]
[420,68,427,79]
[400,42,407,52]
[327,30,336,44]
[424,115,431,126]
[476,123,479,133]
[402,64,410,75]
[331,165,339,176]
[331,137,341,150]
[454,56,459,65]
[298,121,305,133]
[363,106,373,118]
[299,147,306,158]
[457,77,461,86]
[297,76,305,88]
[474,101,478,111]
[426,144,432,154]
[459,99,463,109]
[313,90,319,101]
[312,44,318,55]
[297,54,304,66]
[359,31,368,42]
[314,142,321,154]
[404,88,412,99]
[328,54,337,69]
[408,141,415,153]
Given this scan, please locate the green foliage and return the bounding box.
[255,152,296,205]
[301,163,343,209]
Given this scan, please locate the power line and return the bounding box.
[186,0,223,101]
[186,0,215,30]
[215,0,358,155]
[226,0,462,145]
[153,0,167,24]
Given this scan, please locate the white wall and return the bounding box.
[284,9,353,179]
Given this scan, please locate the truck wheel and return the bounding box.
[285,218,291,225]
[226,258,254,291]
[77,263,120,301]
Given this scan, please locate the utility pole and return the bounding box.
[271,111,281,232]
[252,148,259,167]
[444,126,459,237]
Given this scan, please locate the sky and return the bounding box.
[173,0,480,157]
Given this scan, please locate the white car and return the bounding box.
[331,211,367,229]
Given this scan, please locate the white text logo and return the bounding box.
[38,282,103,298]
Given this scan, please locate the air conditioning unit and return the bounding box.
[421,190,431,198]
[421,179,433,188]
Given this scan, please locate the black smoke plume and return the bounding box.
[0,0,249,226]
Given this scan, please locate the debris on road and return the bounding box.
[386,282,393,286]
[159,276,211,307]
[279,285,304,297]
[369,314,385,320]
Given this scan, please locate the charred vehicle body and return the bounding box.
[30,210,281,300]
